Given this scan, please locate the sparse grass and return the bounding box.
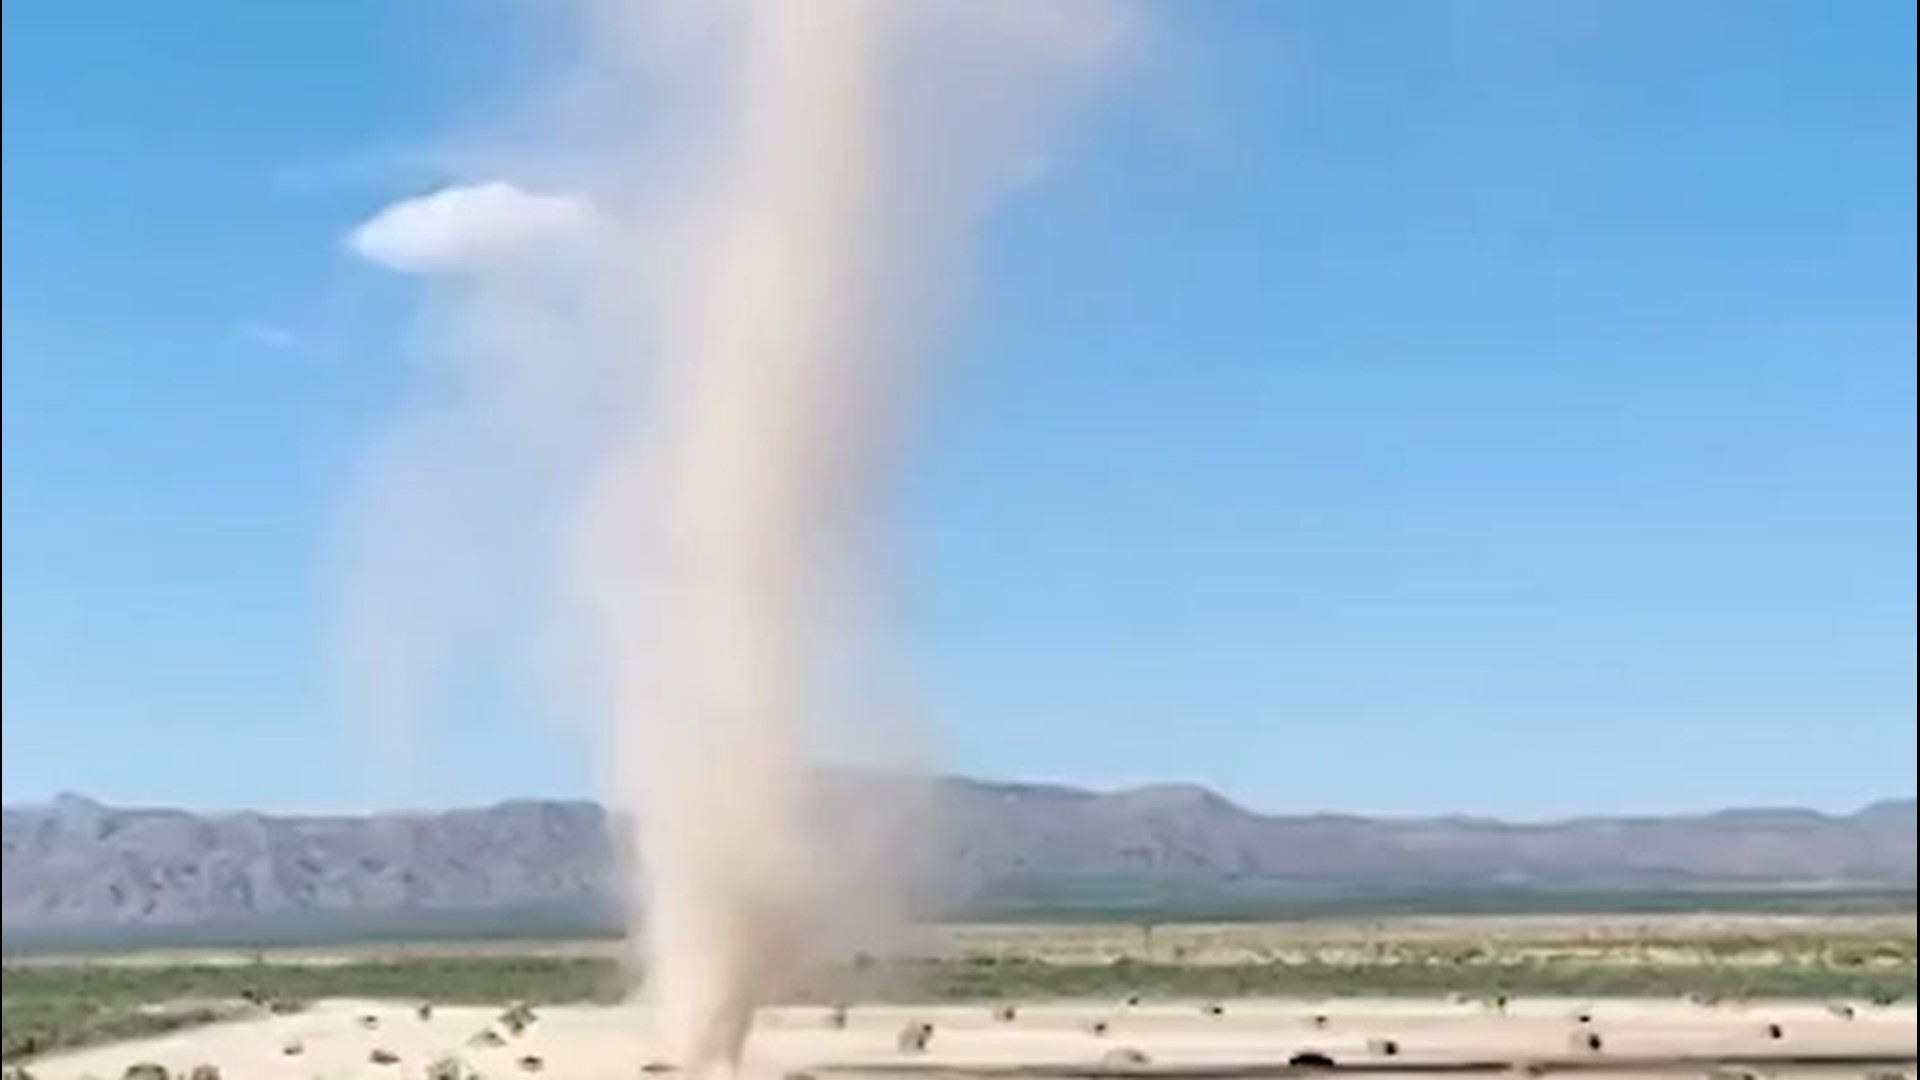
[1,998,236,1063]
[896,955,1916,1002]
[2,915,1913,1063]
[0,956,618,1064]
[2,955,625,1011]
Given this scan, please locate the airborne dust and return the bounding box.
[343,2,1136,1073]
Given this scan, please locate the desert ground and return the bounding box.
[17,997,1918,1080]
[7,916,1915,1079]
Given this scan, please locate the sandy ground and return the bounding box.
[24,998,1918,1079]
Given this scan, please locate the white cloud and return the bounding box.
[346,181,601,275]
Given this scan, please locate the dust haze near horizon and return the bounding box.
[338,0,1137,1072]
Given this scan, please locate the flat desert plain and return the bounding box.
[21,997,1919,1079]
[11,915,1915,1079]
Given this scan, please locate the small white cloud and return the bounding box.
[346,181,601,275]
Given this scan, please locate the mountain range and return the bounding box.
[4,780,1913,944]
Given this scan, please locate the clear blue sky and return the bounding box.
[3,1,1914,818]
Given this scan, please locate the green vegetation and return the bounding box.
[896,955,1916,1002]
[3,916,1913,1064]
[3,956,624,1011]
[0,956,625,1064]
[2,998,234,1064]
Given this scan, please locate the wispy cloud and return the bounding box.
[236,321,331,360]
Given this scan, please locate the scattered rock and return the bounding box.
[518,1055,545,1073]
[1309,1013,1329,1029]
[370,1048,401,1066]
[281,1039,304,1057]
[268,999,303,1015]
[418,1002,436,1022]
[1572,1009,1593,1024]
[186,1067,220,1080]
[1570,1031,1604,1053]
[1509,1062,1550,1077]
[1085,1019,1110,1037]
[1367,1038,1400,1057]
[993,1004,1018,1022]
[1827,1002,1857,1020]
[640,1063,678,1074]
[1489,994,1511,1013]
[500,1003,536,1036]
[896,1020,934,1053]
[427,1057,473,1080]
[1100,1048,1151,1068]
[1289,1051,1336,1068]
[359,1014,382,1030]
[1764,1022,1785,1040]
[1122,993,1142,1007]
[824,1004,848,1029]
[1201,1002,1224,1017]
[469,1029,507,1048]
[121,1066,169,1080]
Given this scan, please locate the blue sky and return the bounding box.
[3,1,1913,818]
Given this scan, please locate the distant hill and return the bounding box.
[3,782,1912,945]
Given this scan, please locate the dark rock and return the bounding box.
[896,1020,933,1053]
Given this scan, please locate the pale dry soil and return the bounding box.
[23,997,1917,1080]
